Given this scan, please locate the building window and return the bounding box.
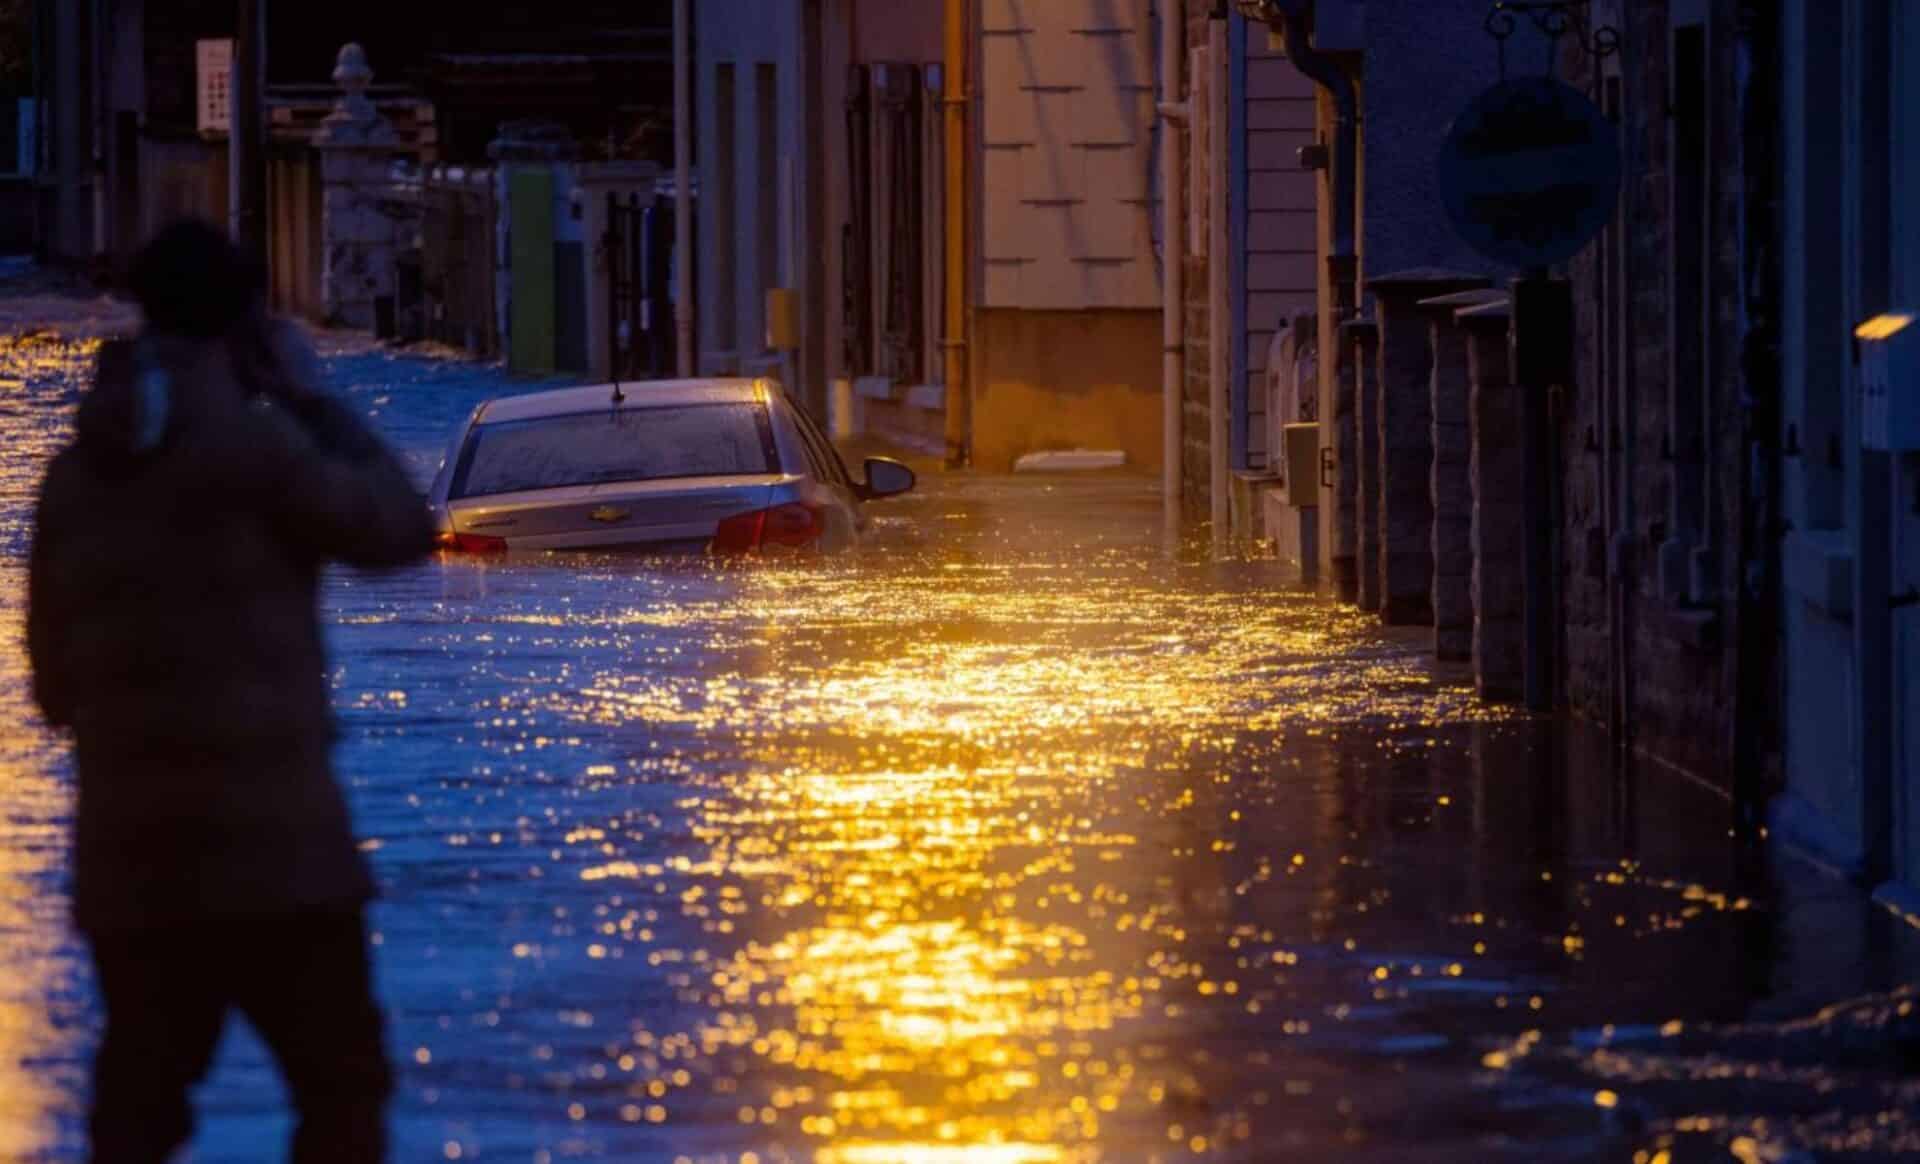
[1665,20,1711,600]
[925,65,946,388]
[844,66,874,377]
[756,62,780,353]
[714,63,738,361]
[876,63,926,385]
[843,63,941,386]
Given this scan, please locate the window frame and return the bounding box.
[448,403,779,501]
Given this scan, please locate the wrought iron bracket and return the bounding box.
[1486,1,1620,81]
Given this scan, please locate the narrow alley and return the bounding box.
[0,335,1915,1162]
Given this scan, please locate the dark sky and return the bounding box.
[124,0,674,158]
[264,0,672,86]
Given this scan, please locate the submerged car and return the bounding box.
[427,378,916,555]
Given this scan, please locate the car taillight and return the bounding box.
[761,502,826,547]
[711,502,824,554]
[435,531,509,555]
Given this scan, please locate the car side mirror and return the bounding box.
[860,456,916,500]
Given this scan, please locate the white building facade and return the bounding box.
[1776,0,1920,906]
[693,1,828,417]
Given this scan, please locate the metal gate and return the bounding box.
[419,170,499,358]
[844,63,939,386]
[605,191,680,380]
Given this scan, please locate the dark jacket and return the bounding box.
[27,326,434,933]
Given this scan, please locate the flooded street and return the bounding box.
[2,333,1918,1163]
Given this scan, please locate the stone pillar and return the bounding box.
[1343,319,1379,609]
[1324,319,1366,602]
[1421,289,1509,660]
[1367,270,1494,626]
[316,44,401,330]
[1461,298,1523,702]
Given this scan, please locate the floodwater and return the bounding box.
[0,332,1917,1163]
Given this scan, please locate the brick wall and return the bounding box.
[1562,0,1751,790]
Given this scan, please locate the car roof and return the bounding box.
[474,378,778,425]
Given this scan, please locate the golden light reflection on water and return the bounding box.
[817,1145,1066,1164]
[10,334,1884,1162]
[0,609,78,1160]
[0,336,96,1159]
[553,548,1511,1163]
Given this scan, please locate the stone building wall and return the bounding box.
[1561,0,1756,791]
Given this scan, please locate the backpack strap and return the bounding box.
[127,336,174,455]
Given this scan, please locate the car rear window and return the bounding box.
[450,404,775,499]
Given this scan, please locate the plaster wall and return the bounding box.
[1352,0,1507,291]
[971,308,1163,473]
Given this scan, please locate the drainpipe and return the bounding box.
[942,0,971,467]
[674,0,695,376]
[1208,10,1231,549]
[1159,0,1187,545]
[1269,2,1357,314]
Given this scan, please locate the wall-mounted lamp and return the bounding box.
[1858,312,1919,451]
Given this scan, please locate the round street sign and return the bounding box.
[1436,77,1622,269]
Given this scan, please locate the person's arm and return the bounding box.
[250,394,437,569]
[26,471,75,728]
[232,319,435,567]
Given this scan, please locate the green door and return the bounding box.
[509,169,557,375]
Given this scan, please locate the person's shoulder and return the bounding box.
[223,390,322,472]
[94,337,137,377]
[83,339,141,417]
[34,442,90,528]
[262,318,322,382]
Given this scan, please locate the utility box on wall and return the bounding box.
[1282,423,1320,506]
[197,39,234,138]
[1859,312,1920,452]
[765,288,798,352]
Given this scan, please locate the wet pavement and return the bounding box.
[1,331,1918,1163]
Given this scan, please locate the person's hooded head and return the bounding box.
[79,221,265,469]
[126,219,264,340]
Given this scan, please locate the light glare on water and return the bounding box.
[0,335,1917,1164]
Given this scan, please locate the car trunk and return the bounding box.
[448,475,788,550]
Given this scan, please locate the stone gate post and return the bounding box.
[315,44,401,330]
[1460,297,1523,702]
[1343,318,1379,610]
[1421,289,1509,661]
[1328,320,1374,606]
[1367,270,1493,626]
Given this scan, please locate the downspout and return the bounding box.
[674,0,695,376]
[1271,3,1357,314]
[1208,10,1230,550]
[942,0,971,468]
[1158,0,1187,545]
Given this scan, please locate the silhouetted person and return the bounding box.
[26,220,434,1164]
